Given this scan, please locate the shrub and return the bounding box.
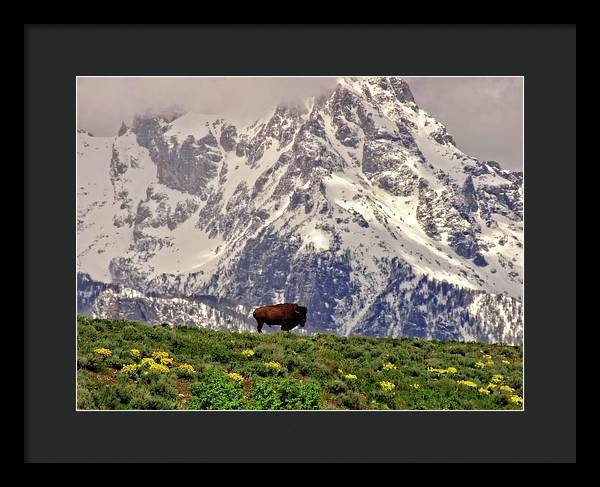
[129,388,177,410]
[282,354,303,370]
[237,360,268,377]
[296,361,330,380]
[122,325,141,341]
[105,353,124,369]
[77,354,98,372]
[264,361,283,373]
[83,381,135,410]
[145,373,178,400]
[187,369,245,410]
[203,343,233,363]
[342,345,363,359]
[250,377,323,410]
[175,363,196,378]
[227,372,244,384]
[255,360,287,377]
[77,386,94,409]
[325,379,348,394]
[338,392,361,409]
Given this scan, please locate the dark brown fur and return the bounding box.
[252,303,307,333]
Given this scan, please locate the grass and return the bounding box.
[77,315,524,410]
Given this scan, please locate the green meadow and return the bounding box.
[77,316,523,410]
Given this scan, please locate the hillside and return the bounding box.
[77,316,524,410]
[77,76,523,345]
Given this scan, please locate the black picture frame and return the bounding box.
[25,24,576,463]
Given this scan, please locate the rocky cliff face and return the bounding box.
[77,76,523,344]
[77,273,255,331]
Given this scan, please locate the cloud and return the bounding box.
[77,76,523,171]
[77,77,338,135]
[405,77,523,171]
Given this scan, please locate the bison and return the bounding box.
[252,303,307,333]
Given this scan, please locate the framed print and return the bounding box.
[25,24,576,463]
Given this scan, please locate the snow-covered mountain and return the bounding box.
[77,76,523,345]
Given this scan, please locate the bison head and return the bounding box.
[294,304,308,327]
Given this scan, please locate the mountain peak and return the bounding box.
[118,121,128,137]
[335,76,415,106]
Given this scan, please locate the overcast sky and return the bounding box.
[77,76,523,171]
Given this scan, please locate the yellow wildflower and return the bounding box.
[491,374,504,384]
[427,366,457,375]
[177,363,196,375]
[152,351,170,361]
[94,348,111,357]
[509,395,524,405]
[120,364,138,375]
[337,368,344,374]
[478,387,491,395]
[409,383,421,390]
[501,359,511,365]
[227,372,244,384]
[481,353,492,361]
[474,361,485,369]
[148,362,170,374]
[264,361,282,371]
[159,356,174,366]
[130,348,141,358]
[140,357,156,367]
[499,385,515,393]
[382,362,397,370]
[456,380,477,388]
[241,349,255,357]
[139,357,169,373]
[344,374,357,380]
[379,381,396,392]
[487,383,498,390]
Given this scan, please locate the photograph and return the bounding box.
[76,75,524,411]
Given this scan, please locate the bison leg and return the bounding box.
[256,319,264,333]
